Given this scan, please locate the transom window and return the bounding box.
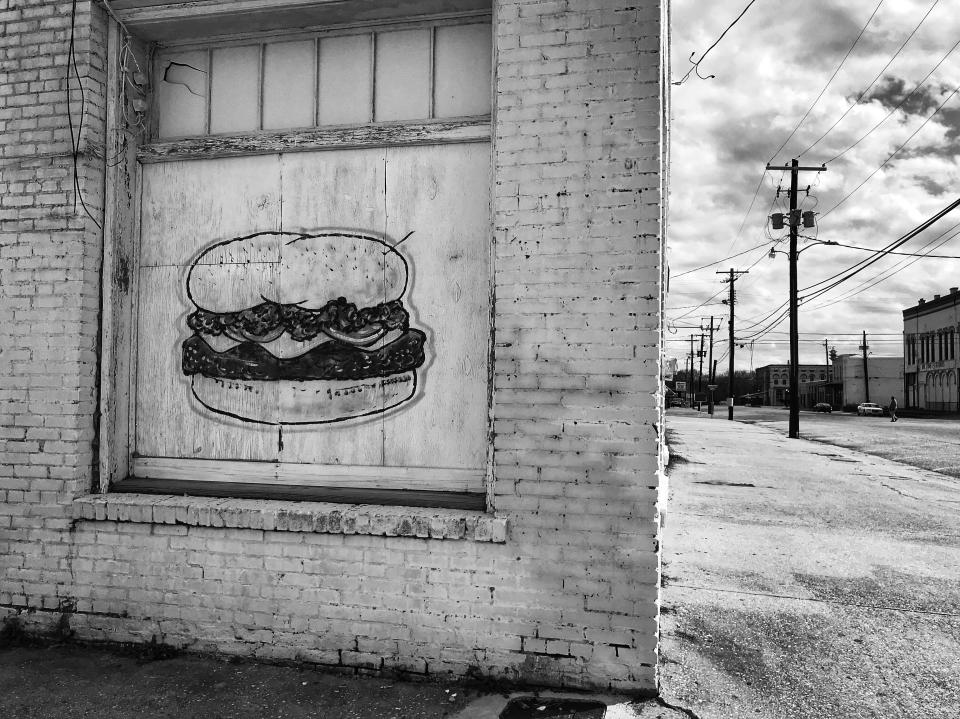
[155,20,491,139]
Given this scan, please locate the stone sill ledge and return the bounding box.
[73,494,507,543]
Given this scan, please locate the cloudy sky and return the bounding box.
[666,0,960,372]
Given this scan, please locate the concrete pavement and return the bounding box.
[8,409,960,717]
[660,410,960,718]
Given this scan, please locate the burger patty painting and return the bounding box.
[181,231,427,425]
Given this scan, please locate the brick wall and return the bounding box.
[0,0,107,608]
[1,0,666,693]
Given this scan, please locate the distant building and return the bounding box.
[903,290,960,410]
[754,364,830,406]
[830,354,903,408]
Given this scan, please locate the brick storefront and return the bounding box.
[1,0,668,692]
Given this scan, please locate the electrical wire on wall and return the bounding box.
[67,0,102,230]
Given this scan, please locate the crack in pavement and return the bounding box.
[667,583,960,618]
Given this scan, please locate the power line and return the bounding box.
[673,0,762,85]
[668,243,773,324]
[807,223,960,311]
[767,0,885,163]
[829,241,960,259]
[735,201,960,342]
[825,34,960,164]
[798,0,941,159]
[803,199,960,292]
[672,242,769,278]
[820,85,960,218]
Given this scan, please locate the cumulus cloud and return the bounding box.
[863,76,941,115]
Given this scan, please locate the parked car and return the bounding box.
[813,402,832,413]
[857,402,884,416]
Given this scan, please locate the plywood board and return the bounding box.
[381,143,491,469]
[139,155,282,267]
[135,264,279,459]
[133,143,490,481]
[272,149,388,466]
[134,457,484,492]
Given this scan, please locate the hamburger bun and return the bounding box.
[190,371,417,425]
[187,231,408,314]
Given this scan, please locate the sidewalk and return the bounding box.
[0,638,687,719]
[659,411,960,718]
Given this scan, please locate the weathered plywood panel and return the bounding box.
[136,156,282,459]
[135,264,280,459]
[139,155,282,267]
[381,143,491,469]
[134,457,484,492]
[134,144,489,477]
[274,149,387,467]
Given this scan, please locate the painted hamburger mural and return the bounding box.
[181,231,426,424]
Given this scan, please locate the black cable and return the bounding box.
[672,242,769,278]
[767,0,885,163]
[825,35,960,164]
[828,241,960,259]
[803,198,960,291]
[798,0,941,159]
[820,86,960,218]
[736,202,960,340]
[808,223,960,310]
[68,0,103,231]
[673,0,761,85]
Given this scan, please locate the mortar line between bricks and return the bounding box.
[668,583,960,618]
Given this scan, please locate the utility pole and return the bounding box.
[697,333,705,398]
[824,339,830,381]
[718,268,748,420]
[862,331,871,403]
[688,335,696,405]
[766,159,827,439]
[701,316,721,415]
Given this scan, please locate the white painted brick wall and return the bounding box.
[1,0,666,693]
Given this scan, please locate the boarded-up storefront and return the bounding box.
[0,0,669,692]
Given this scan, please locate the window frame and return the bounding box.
[98,12,496,510]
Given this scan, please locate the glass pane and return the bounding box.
[156,50,208,138]
[318,34,372,126]
[434,23,491,118]
[374,29,430,122]
[263,40,315,130]
[210,45,260,134]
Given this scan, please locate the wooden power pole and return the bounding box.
[718,268,748,420]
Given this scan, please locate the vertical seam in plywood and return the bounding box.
[257,42,265,131]
[369,32,377,123]
[428,24,436,120]
[315,37,322,127]
[204,48,212,134]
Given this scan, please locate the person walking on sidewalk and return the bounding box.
[889,396,898,422]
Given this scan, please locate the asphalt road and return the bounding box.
[660,412,960,718]
[699,405,960,479]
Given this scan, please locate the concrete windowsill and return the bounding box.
[72,494,507,543]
